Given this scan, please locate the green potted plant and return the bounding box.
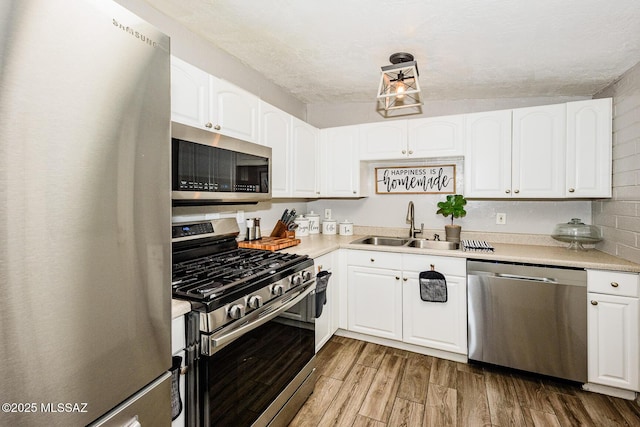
[436,194,467,243]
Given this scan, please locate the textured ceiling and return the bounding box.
[144,0,640,104]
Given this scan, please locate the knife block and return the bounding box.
[270,220,295,238]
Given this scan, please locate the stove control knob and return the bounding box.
[302,270,313,282]
[272,284,285,296]
[228,304,245,320]
[290,275,302,286]
[248,295,263,309]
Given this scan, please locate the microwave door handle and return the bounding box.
[209,282,315,351]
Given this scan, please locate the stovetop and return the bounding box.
[172,248,309,302]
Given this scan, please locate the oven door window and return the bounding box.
[200,298,314,426]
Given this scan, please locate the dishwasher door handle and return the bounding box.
[494,273,558,284]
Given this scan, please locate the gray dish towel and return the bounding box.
[315,270,332,318]
[419,265,447,303]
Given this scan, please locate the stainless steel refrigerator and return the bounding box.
[0,0,171,425]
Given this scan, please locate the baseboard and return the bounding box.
[334,329,468,363]
[582,383,637,400]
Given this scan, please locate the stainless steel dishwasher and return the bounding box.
[467,260,587,382]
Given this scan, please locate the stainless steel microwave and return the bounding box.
[171,122,271,205]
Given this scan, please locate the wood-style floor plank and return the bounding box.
[456,370,491,427]
[485,370,526,426]
[359,353,406,421]
[423,383,456,427]
[317,363,377,427]
[387,397,425,427]
[290,336,640,427]
[396,352,432,403]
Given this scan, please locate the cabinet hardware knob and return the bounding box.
[611,282,619,288]
[370,258,375,262]
[395,276,400,280]
[402,150,406,154]
[353,191,356,194]
[408,150,413,155]
[316,192,320,195]
[205,122,213,128]
[505,189,511,194]
[514,189,520,194]
[591,300,598,305]
[568,188,575,193]
[214,124,221,130]
[403,277,408,281]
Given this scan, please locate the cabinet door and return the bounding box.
[347,265,402,340]
[359,121,407,160]
[402,272,467,354]
[464,110,512,197]
[323,126,361,197]
[512,104,566,198]
[408,114,464,157]
[566,98,612,198]
[210,77,259,142]
[291,117,319,198]
[315,252,335,352]
[170,56,209,129]
[260,101,291,197]
[588,293,639,391]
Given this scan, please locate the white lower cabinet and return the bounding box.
[315,251,338,352]
[346,250,467,355]
[587,270,640,391]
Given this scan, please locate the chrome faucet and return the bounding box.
[406,201,424,238]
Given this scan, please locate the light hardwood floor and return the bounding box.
[289,336,640,427]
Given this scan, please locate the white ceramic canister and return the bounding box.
[339,220,353,236]
[307,211,320,234]
[322,219,337,235]
[294,215,310,237]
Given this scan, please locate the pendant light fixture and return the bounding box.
[377,52,422,115]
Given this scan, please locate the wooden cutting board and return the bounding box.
[238,236,300,251]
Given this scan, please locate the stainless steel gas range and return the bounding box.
[172,218,316,427]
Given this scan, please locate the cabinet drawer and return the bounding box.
[347,249,402,270]
[588,270,639,297]
[171,315,186,355]
[402,253,466,276]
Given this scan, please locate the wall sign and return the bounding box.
[375,165,456,194]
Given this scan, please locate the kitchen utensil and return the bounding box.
[280,209,289,222]
[551,218,602,250]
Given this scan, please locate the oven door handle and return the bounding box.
[203,282,315,355]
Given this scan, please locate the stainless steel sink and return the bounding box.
[350,236,459,250]
[405,239,459,250]
[351,236,410,246]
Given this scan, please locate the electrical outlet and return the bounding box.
[496,213,506,225]
[236,210,245,223]
[324,208,332,220]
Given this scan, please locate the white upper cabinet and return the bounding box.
[260,101,318,198]
[209,77,259,143]
[566,98,612,198]
[407,114,465,157]
[259,101,290,197]
[359,120,407,160]
[291,116,319,198]
[171,56,208,128]
[359,115,464,160]
[464,110,512,198]
[171,56,259,143]
[512,103,566,198]
[321,126,362,197]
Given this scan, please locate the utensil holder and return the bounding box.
[270,220,289,238]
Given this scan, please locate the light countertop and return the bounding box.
[281,233,640,273]
[172,232,640,318]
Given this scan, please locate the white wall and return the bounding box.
[593,61,640,263]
